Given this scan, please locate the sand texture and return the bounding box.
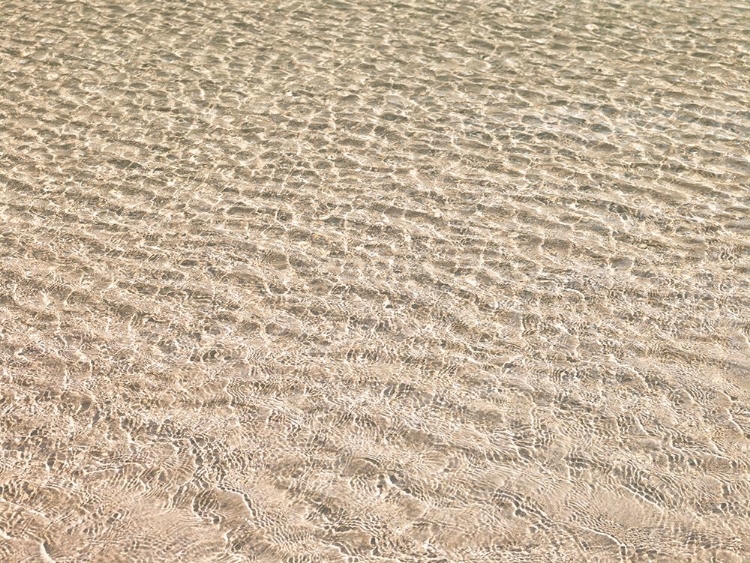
[1,0,749,561]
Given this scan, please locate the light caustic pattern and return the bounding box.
[0,0,749,561]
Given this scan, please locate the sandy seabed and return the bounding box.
[1,0,749,561]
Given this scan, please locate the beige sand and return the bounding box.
[1,0,749,561]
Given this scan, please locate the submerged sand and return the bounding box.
[1,0,749,561]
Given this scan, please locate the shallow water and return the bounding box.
[1,0,749,561]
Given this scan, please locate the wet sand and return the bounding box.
[1,0,749,561]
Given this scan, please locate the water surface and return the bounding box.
[1,0,749,561]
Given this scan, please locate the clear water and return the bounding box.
[1,0,749,561]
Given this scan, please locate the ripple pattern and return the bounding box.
[1,0,749,562]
